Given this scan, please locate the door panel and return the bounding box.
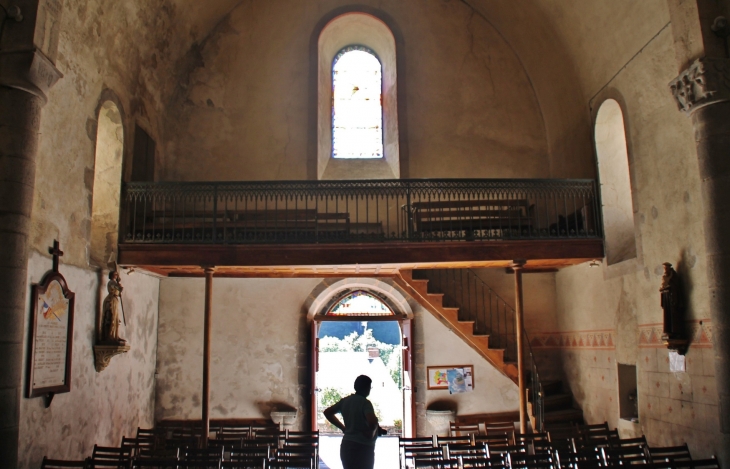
[401,319,415,437]
[311,320,320,431]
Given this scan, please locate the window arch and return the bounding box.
[595,99,637,265]
[332,46,383,159]
[318,13,399,180]
[326,290,395,317]
[90,100,124,267]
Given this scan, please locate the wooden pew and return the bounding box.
[408,199,535,239]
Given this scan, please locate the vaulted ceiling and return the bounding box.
[168,0,669,103]
[162,0,670,177]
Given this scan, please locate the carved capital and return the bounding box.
[670,57,730,114]
[93,344,130,373]
[0,48,63,104]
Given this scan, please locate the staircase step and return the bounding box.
[441,308,460,322]
[542,393,573,412]
[544,408,584,425]
[503,362,519,379]
[410,279,430,294]
[426,293,444,307]
[471,335,490,347]
[541,380,563,396]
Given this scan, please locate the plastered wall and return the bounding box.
[19,253,159,468]
[20,1,189,463]
[156,278,323,426]
[551,13,720,458]
[161,0,548,181]
[416,306,519,424]
[155,277,520,435]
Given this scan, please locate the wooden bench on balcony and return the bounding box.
[408,199,535,239]
[130,208,350,242]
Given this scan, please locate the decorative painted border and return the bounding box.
[529,329,616,350]
[638,320,713,348]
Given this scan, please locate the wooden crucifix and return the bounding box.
[49,240,64,273]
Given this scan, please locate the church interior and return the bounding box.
[1,0,730,468]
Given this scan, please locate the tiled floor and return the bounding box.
[319,435,400,469]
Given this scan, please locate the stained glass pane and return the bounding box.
[326,290,394,317]
[332,47,383,159]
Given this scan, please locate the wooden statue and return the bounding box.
[660,262,687,353]
[102,271,127,345]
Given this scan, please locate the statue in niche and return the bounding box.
[101,271,126,345]
[660,262,687,353]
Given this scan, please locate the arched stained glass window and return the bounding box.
[326,290,394,317]
[332,46,383,159]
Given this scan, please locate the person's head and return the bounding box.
[109,271,119,281]
[354,375,372,397]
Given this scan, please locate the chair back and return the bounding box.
[449,422,480,436]
[436,435,470,446]
[647,444,693,463]
[41,458,90,469]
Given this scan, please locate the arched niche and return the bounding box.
[595,99,636,265]
[318,13,400,180]
[90,100,124,267]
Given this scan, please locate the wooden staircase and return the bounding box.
[397,268,584,428]
[528,380,584,428]
[395,270,519,382]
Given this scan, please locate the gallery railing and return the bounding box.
[121,179,601,244]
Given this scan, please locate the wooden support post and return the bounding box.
[202,267,215,447]
[511,260,528,434]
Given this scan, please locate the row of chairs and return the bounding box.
[41,426,321,469]
[400,421,721,469]
[450,422,516,437]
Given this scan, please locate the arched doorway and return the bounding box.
[306,279,414,467]
[315,290,404,432]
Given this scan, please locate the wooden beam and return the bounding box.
[202,267,215,447]
[511,260,528,434]
[118,239,603,271]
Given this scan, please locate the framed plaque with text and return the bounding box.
[26,270,75,398]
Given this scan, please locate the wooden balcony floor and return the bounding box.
[118,239,603,277]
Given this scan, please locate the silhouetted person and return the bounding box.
[324,375,387,469]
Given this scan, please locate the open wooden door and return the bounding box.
[401,319,415,437]
[311,320,320,431]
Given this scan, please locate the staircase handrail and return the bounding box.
[523,326,545,433]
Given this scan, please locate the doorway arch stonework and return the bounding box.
[305,278,414,320]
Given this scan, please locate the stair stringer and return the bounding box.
[395,270,519,384]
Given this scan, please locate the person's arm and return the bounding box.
[323,403,346,433]
[364,412,379,439]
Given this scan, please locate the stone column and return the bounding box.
[0,1,64,465]
[670,57,730,464]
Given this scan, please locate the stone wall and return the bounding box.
[18,253,159,468]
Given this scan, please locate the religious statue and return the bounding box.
[660,262,687,353]
[101,271,126,345]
